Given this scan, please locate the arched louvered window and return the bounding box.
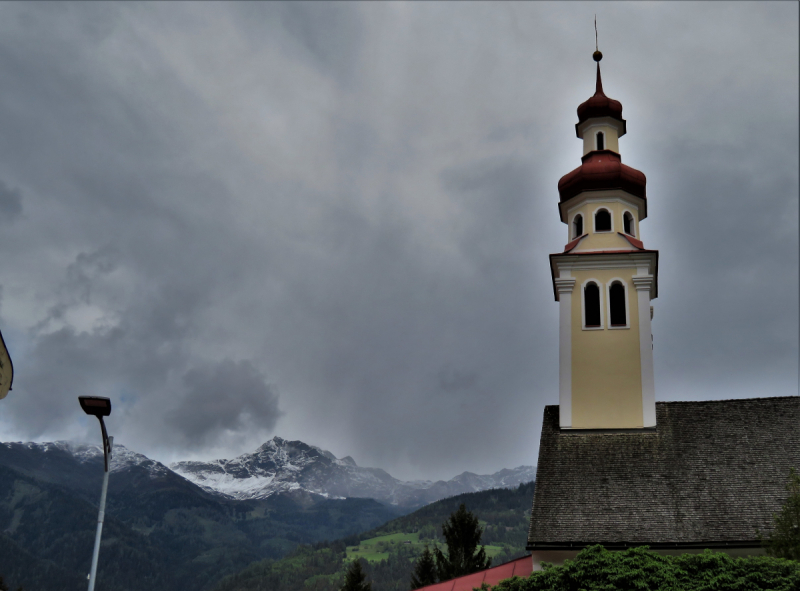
[595,209,611,232]
[609,282,627,326]
[596,131,605,151]
[573,214,583,239]
[623,212,634,236]
[584,282,601,327]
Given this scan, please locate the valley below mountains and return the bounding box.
[0,437,534,591]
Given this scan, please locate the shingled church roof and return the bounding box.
[527,397,800,550]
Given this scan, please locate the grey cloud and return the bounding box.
[65,248,119,306]
[0,2,795,481]
[278,2,363,82]
[0,180,22,221]
[437,366,479,394]
[232,2,364,83]
[167,359,282,448]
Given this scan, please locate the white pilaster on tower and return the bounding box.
[554,276,577,428]
[632,275,656,427]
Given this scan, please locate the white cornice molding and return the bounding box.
[632,275,655,291]
[552,251,657,273]
[566,194,642,216]
[554,277,577,294]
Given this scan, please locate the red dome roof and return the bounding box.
[558,150,646,202]
[577,63,625,128]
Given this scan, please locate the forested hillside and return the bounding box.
[0,461,404,591]
[212,481,535,591]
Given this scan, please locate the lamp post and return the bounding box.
[79,396,113,591]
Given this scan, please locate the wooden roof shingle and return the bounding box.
[527,397,800,550]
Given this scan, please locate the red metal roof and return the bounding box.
[558,150,646,203]
[415,556,532,591]
[563,234,587,253]
[618,232,645,250]
[576,63,625,128]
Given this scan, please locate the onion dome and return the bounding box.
[576,62,626,135]
[558,149,646,203]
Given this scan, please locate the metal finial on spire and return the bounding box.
[593,16,603,62]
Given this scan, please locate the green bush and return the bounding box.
[492,545,800,591]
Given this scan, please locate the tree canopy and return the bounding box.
[409,545,438,590]
[432,503,491,581]
[493,545,800,591]
[341,559,371,591]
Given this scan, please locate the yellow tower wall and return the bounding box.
[566,198,640,246]
[581,122,621,155]
[570,267,643,428]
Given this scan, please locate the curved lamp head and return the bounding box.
[79,396,112,418]
[79,396,112,472]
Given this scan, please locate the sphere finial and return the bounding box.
[593,50,603,62]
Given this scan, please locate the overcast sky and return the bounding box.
[0,2,796,481]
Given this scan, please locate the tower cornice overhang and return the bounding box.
[549,250,659,302]
[576,116,626,139]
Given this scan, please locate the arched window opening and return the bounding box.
[623,212,634,236]
[572,214,583,239]
[595,209,611,232]
[596,131,605,151]
[584,283,601,327]
[609,282,626,326]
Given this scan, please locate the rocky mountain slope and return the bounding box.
[0,440,406,591]
[170,436,536,507]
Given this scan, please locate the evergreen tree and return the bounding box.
[341,559,372,591]
[409,545,438,589]
[432,504,491,580]
[763,467,800,560]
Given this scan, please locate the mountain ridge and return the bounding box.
[169,435,536,507]
[0,437,535,509]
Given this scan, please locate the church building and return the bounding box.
[526,49,798,569]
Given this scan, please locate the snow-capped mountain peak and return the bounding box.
[169,436,535,507]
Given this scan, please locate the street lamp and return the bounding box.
[79,396,113,591]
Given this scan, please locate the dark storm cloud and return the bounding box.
[168,360,282,447]
[0,2,795,479]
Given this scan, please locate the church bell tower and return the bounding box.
[551,50,658,430]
